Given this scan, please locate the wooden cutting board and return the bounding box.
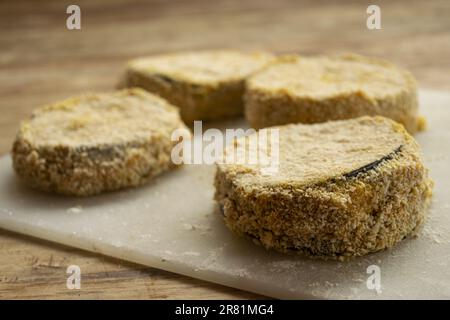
[0,89,449,299]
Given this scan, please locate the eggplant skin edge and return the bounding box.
[343,145,403,179]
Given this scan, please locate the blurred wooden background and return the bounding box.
[0,0,449,299]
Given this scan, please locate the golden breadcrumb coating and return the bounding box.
[12,88,190,196]
[215,116,433,260]
[245,54,421,134]
[123,50,276,124]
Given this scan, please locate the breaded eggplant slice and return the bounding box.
[214,116,433,260]
[245,54,421,133]
[12,88,189,196]
[123,50,275,124]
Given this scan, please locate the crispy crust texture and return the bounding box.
[245,54,420,134]
[214,117,433,260]
[12,88,189,196]
[123,50,276,124]
[12,137,178,196]
[125,70,245,124]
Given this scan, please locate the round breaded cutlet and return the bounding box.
[214,116,433,260]
[12,88,189,196]
[245,54,421,133]
[123,50,276,124]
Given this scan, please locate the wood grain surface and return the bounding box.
[0,0,449,299]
